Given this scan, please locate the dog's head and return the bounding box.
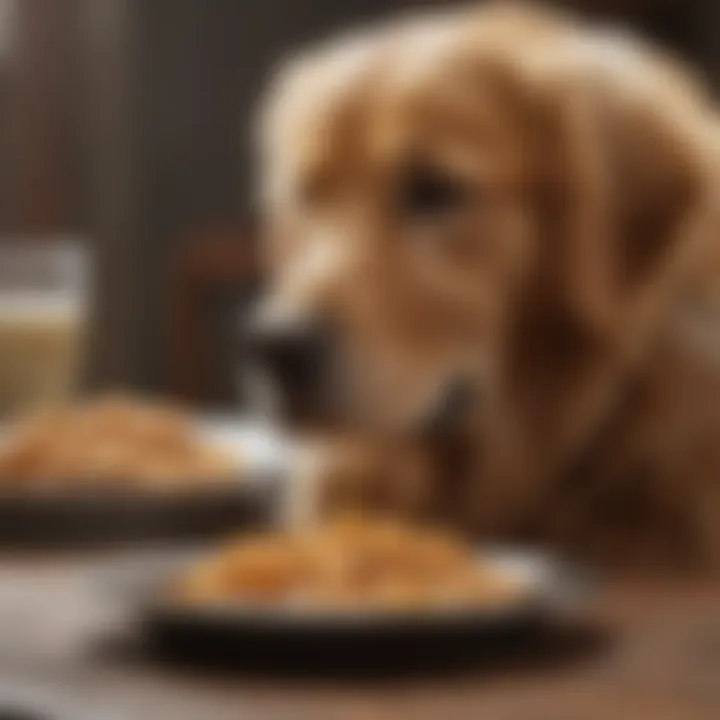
[252,4,715,446]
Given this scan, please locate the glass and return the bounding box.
[0,238,91,418]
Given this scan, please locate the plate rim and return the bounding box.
[133,546,592,634]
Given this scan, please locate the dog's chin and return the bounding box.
[412,377,477,438]
[342,376,478,437]
[249,363,477,439]
[302,379,477,439]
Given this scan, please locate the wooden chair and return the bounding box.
[168,223,260,406]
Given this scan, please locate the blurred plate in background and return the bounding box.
[0,417,286,548]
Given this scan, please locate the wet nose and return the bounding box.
[245,313,331,423]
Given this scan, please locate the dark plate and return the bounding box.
[0,419,287,547]
[128,549,592,674]
[0,473,279,547]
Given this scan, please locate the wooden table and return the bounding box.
[0,552,719,720]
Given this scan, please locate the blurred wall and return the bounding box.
[132,0,454,395]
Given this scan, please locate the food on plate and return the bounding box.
[0,395,239,489]
[174,514,523,611]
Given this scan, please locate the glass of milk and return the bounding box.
[0,238,90,418]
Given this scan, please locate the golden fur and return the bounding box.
[257,3,720,571]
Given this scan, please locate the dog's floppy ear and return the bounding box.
[522,44,715,332]
[498,38,716,436]
[601,67,714,295]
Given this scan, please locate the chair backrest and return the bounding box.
[168,224,260,407]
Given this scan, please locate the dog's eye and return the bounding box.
[399,165,468,218]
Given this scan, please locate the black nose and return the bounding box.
[246,316,331,423]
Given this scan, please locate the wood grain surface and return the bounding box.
[0,552,719,719]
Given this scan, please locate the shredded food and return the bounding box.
[0,395,238,489]
[176,514,523,611]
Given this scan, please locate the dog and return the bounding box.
[250,3,720,570]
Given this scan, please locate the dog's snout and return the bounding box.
[246,313,332,423]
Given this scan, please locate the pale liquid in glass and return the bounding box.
[0,293,85,417]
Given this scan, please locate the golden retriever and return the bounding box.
[252,3,720,570]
